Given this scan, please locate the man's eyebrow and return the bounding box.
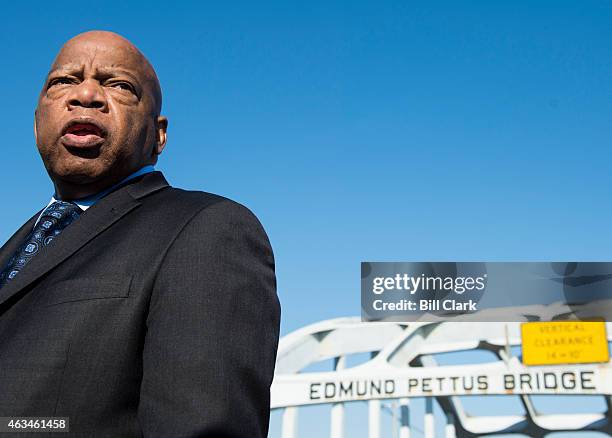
[47,64,82,76]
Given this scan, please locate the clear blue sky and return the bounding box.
[1,1,611,436]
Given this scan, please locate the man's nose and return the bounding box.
[66,79,108,111]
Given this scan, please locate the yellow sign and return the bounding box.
[521,321,609,366]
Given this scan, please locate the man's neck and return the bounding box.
[53,165,156,202]
[53,165,156,203]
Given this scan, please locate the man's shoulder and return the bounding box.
[155,186,232,210]
[145,186,267,235]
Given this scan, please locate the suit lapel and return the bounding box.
[0,171,169,309]
[0,212,41,272]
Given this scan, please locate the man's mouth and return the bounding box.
[61,119,107,149]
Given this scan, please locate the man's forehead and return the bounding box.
[51,38,145,74]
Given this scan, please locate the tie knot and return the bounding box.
[39,201,82,226]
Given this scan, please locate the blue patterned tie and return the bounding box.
[0,201,82,288]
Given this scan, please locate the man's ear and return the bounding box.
[154,116,168,156]
[33,111,38,143]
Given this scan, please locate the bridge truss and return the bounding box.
[271,318,612,437]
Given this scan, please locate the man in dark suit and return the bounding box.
[0,30,280,437]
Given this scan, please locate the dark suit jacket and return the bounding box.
[0,172,280,438]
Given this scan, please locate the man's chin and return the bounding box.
[49,162,109,186]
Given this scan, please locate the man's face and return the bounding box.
[35,33,166,197]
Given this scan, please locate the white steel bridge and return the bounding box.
[271,318,612,437]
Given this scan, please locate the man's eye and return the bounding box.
[109,82,135,93]
[48,77,73,88]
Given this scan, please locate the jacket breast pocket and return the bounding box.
[37,276,133,307]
